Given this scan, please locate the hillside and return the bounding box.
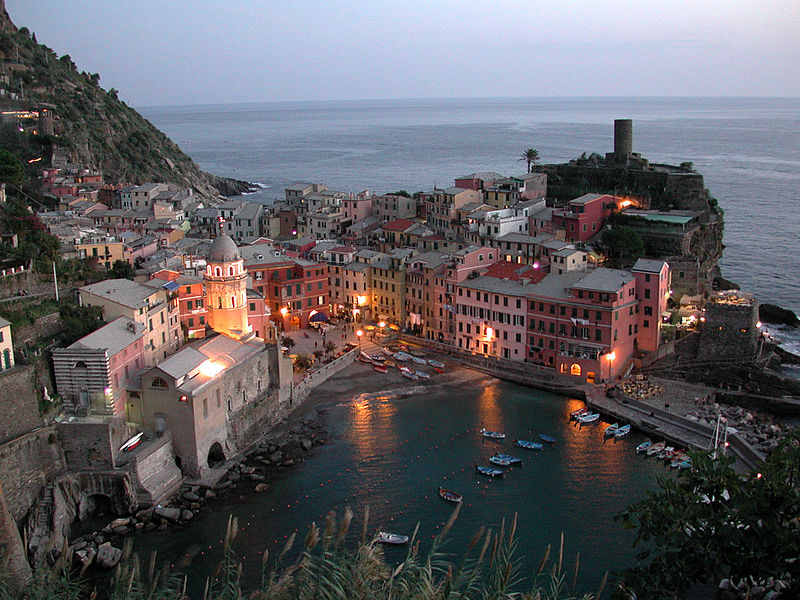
[0,2,251,199]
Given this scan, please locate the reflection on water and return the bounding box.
[132,380,670,597]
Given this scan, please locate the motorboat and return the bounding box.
[480,428,506,440]
[516,439,544,450]
[476,465,504,478]
[376,532,409,544]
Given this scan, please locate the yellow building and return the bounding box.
[204,234,253,341]
[0,317,14,371]
[75,236,127,269]
[369,249,413,326]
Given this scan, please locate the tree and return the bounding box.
[616,432,800,599]
[323,341,336,357]
[108,259,134,280]
[58,303,104,346]
[601,226,644,267]
[282,336,295,350]
[293,354,312,371]
[0,149,25,188]
[519,148,540,173]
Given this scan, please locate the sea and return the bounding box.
[140,96,800,354]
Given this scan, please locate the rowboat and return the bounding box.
[657,446,675,460]
[428,359,445,368]
[614,424,631,438]
[489,455,511,466]
[415,370,431,379]
[480,428,506,440]
[635,440,652,454]
[410,356,427,365]
[604,423,620,437]
[570,408,590,420]
[578,413,600,424]
[373,364,388,373]
[120,432,144,452]
[401,370,419,381]
[384,360,396,368]
[494,453,522,464]
[646,441,666,456]
[370,354,386,363]
[434,367,445,374]
[476,465,504,478]
[438,487,462,503]
[376,532,409,545]
[393,352,410,361]
[516,439,544,450]
[538,434,556,444]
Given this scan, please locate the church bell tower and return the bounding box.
[205,234,253,340]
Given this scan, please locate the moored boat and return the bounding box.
[480,428,506,439]
[538,434,556,444]
[570,407,590,420]
[636,440,652,454]
[494,453,522,464]
[401,370,419,380]
[428,359,445,368]
[614,424,631,438]
[476,465,504,478]
[489,455,511,466]
[578,412,600,424]
[438,487,462,503]
[646,441,666,456]
[373,364,388,373]
[415,370,431,379]
[604,423,620,437]
[516,439,544,450]
[410,356,427,365]
[376,532,409,545]
[656,446,675,460]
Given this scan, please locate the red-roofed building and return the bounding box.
[551,194,618,243]
[483,261,547,283]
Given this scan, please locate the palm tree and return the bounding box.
[519,148,540,173]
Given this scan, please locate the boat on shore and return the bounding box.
[373,364,388,373]
[476,465,504,478]
[428,359,445,368]
[578,413,600,424]
[438,487,462,503]
[376,532,409,544]
[614,424,631,438]
[120,432,144,452]
[516,439,544,450]
[415,370,430,379]
[401,369,419,381]
[480,428,506,440]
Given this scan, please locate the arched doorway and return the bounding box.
[207,442,225,468]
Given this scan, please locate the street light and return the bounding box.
[356,329,363,352]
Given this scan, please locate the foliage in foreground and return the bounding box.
[1,507,608,600]
[616,430,800,599]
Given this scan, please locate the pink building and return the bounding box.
[454,171,504,192]
[632,259,671,352]
[550,194,618,243]
[342,193,374,224]
[151,270,207,339]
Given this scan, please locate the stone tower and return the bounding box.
[614,119,633,156]
[205,234,253,340]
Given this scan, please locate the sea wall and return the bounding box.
[0,363,46,444]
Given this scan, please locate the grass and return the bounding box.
[1,507,608,600]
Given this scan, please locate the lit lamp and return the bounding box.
[379,321,386,336]
[356,329,363,352]
[606,351,616,381]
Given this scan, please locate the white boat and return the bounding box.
[393,352,411,361]
[489,455,511,466]
[614,424,631,438]
[410,356,427,365]
[604,423,619,437]
[376,532,409,545]
[646,441,666,456]
[480,428,506,439]
[516,439,544,450]
[119,432,144,452]
[415,370,431,379]
[578,412,600,424]
[401,370,419,381]
[636,440,652,454]
[428,359,445,368]
[570,407,590,420]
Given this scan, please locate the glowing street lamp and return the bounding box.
[356,329,363,352]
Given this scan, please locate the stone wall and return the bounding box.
[0,362,46,444]
[57,416,131,472]
[126,432,182,505]
[0,427,66,521]
[697,301,759,360]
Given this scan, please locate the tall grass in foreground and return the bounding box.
[1,506,608,600]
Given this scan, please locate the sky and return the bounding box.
[6,1,800,107]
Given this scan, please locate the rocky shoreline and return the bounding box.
[683,401,788,457]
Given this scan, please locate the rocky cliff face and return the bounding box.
[0,3,251,200]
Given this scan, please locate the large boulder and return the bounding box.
[759,303,800,327]
[95,543,122,569]
[154,507,181,523]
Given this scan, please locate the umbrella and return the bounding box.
[309,312,329,323]
[364,325,376,330]
[388,324,400,330]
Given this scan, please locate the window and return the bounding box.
[188,318,194,327]
[643,319,650,328]
[186,300,193,310]
[151,377,168,388]
[203,398,208,419]
[570,363,581,376]
[185,286,192,294]
[644,288,651,299]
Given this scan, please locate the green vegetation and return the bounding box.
[0,298,59,329]
[0,196,61,270]
[1,509,607,599]
[617,431,800,599]
[108,259,134,280]
[57,302,103,346]
[519,148,540,173]
[599,226,644,268]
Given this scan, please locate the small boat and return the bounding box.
[401,370,419,381]
[393,352,410,361]
[376,532,409,545]
[657,446,675,460]
[578,413,600,424]
[415,370,431,379]
[604,423,620,437]
[370,354,386,363]
[635,440,652,454]
[434,367,445,374]
[383,347,394,356]
[614,424,631,438]
[410,349,426,358]
[538,434,556,444]
[489,455,512,466]
[570,407,590,420]
[428,359,445,368]
[670,454,689,468]
[120,432,144,452]
[476,465,504,478]
[676,459,692,470]
[373,364,388,373]
[516,439,544,450]
[410,356,427,365]
[384,360,396,368]
[494,453,522,465]
[438,487,462,503]
[480,428,506,440]
[646,441,666,456]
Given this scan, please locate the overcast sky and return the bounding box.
[6,1,799,107]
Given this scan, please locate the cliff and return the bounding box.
[0,2,251,199]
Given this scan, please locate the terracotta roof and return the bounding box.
[382,219,416,231]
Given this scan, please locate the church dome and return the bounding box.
[208,234,240,263]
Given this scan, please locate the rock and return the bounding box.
[240,466,256,474]
[70,540,88,552]
[134,522,145,530]
[144,522,157,532]
[154,507,182,523]
[182,491,200,502]
[95,543,122,569]
[759,303,799,327]
[157,522,168,531]
[214,480,233,490]
[136,509,154,523]
[181,510,194,521]
[269,451,284,463]
[205,489,217,500]
[301,439,313,451]
[108,517,130,528]
[248,473,265,481]
[74,547,96,567]
[112,526,129,535]
[228,471,241,482]
[254,483,269,493]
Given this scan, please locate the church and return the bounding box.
[131,234,293,477]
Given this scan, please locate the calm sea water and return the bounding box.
[133,375,667,596]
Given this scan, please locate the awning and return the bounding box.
[309,312,329,323]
